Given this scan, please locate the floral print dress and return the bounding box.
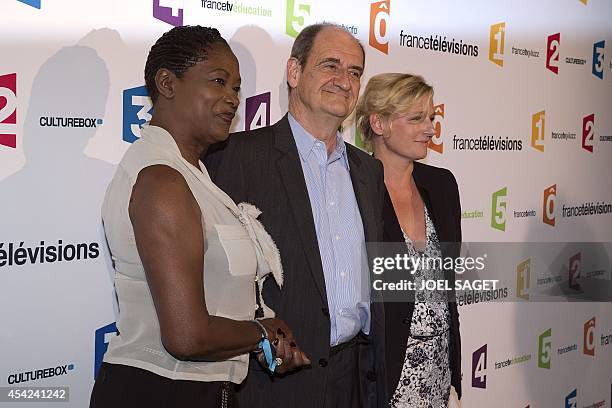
[390,206,451,408]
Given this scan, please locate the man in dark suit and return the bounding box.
[205,23,387,407]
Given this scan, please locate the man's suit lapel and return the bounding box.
[347,149,377,243]
[272,115,328,306]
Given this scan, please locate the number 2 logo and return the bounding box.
[582,113,594,153]
[546,33,560,75]
[0,73,17,149]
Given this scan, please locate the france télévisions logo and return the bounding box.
[537,328,552,369]
[285,0,310,38]
[546,33,560,74]
[543,184,556,227]
[565,389,577,408]
[153,0,184,26]
[471,344,487,389]
[531,110,545,152]
[94,322,118,379]
[488,22,506,67]
[17,0,41,8]
[245,92,270,131]
[7,363,75,384]
[491,187,508,232]
[0,73,17,149]
[592,40,605,79]
[582,114,595,153]
[516,258,530,300]
[369,0,390,55]
[428,103,444,154]
[123,86,153,143]
[584,317,595,356]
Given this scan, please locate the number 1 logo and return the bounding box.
[516,258,530,300]
[592,40,605,79]
[582,113,595,153]
[123,86,153,144]
[538,328,552,369]
[531,110,545,152]
[245,92,271,131]
[546,33,560,75]
[491,187,508,231]
[489,22,505,67]
[0,73,17,149]
[472,344,487,389]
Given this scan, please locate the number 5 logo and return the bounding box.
[546,33,560,75]
[491,187,507,231]
[582,113,594,153]
[123,86,153,144]
[471,344,487,389]
[0,73,17,149]
[245,92,270,131]
[286,0,311,38]
[369,1,391,55]
[538,328,552,369]
[592,40,604,79]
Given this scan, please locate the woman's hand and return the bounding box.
[257,318,311,374]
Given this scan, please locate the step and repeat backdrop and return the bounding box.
[1,0,611,406]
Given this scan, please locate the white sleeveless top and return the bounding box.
[101,125,282,383]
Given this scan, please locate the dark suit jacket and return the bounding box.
[204,115,388,408]
[382,161,463,400]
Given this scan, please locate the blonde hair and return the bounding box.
[355,73,433,147]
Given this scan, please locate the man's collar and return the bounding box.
[288,112,349,169]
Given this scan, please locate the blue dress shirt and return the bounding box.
[288,113,371,346]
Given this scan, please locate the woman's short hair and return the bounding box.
[355,73,433,145]
[144,25,228,103]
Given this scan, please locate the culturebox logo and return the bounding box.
[546,33,560,74]
[0,73,17,149]
[94,322,118,379]
[491,187,508,231]
[565,388,577,408]
[592,40,605,79]
[369,0,390,54]
[7,363,75,384]
[531,110,545,152]
[537,328,552,369]
[471,344,487,389]
[153,0,183,26]
[584,316,595,356]
[516,258,530,300]
[488,22,505,67]
[286,0,310,38]
[543,184,556,227]
[123,85,153,143]
[245,92,270,131]
[427,103,444,154]
[17,0,41,8]
[582,113,595,153]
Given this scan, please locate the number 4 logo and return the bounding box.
[153,0,184,26]
[472,344,487,389]
[245,92,271,131]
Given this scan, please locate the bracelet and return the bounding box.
[250,319,268,353]
[250,320,278,373]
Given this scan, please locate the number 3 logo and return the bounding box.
[592,40,605,79]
